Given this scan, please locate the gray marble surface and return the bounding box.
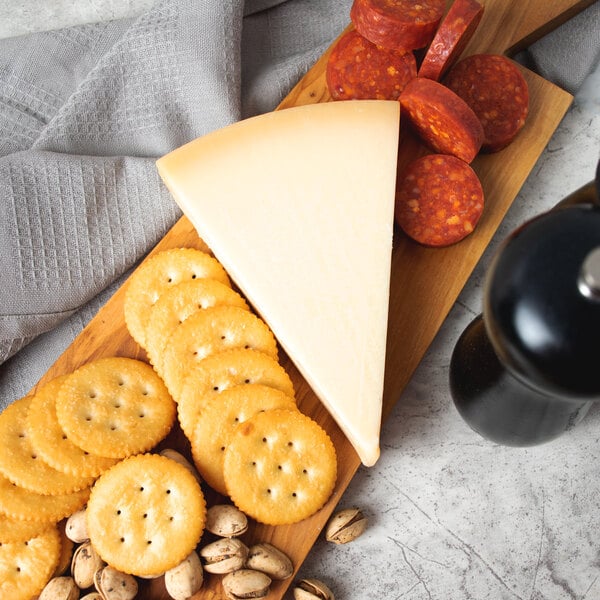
[2,2,600,599]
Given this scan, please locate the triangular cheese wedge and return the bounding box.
[156,100,400,466]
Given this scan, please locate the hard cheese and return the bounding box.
[156,100,400,466]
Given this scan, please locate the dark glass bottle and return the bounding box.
[450,161,600,446]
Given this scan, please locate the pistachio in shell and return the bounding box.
[38,576,79,600]
[164,550,204,600]
[200,537,249,574]
[222,568,271,600]
[246,542,293,580]
[324,508,368,544]
[293,578,335,600]
[65,509,89,543]
[205,504,248,538]
[94,565,138,600]
[71,540,105,589]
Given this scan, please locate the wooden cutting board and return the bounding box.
[32,0,595,598]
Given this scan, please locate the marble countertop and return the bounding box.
[2,2,599,599]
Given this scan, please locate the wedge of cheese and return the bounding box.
[156,100,400,466]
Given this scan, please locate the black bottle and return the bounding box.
[449,160,600,446]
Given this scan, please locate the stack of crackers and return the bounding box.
[0,246,337,598]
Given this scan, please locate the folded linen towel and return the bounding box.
[0,0,599,407]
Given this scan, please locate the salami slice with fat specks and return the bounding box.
[399,77,483,163]
[326,29,417,101]
[444,54,529,152]
[350,0,445,51]
[395,154,484,247]
[418,0,484,81]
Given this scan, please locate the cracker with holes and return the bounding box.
[223,408,337,525]
[161,305,279,399]
[0,397,94,495]
[0,525,61,600]
[0,512,52,544]
[87,453,206,577]
[191,384,297,495]
[177,348,295,440]
[0,471,90,523]
[145,278,249,373]
[124,247,231,348]
[56,357,176,460]
[26,375,118,478]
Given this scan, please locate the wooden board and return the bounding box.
[32,0,595,598]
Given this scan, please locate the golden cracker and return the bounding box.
[0,471,90,523]
[145,278,249,373]
[0,397,94,495]
[161,305,279,400]
[0,513,52,544]
[191,384,297,495]
[53,520,74,577]
[56,357,176,459]
[87,454,206,577]
[0,526,61,600]
[223,408,337,525]
[124,247,230,348]
[27,375,118,478]
[177,348,295,441]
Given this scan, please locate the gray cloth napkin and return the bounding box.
[0,0,598,408]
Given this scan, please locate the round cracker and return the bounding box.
[177,348,295,441]
[0,471,90,523]
[223,408,337,525]
[0,397,94,495]
[56,357,176,459]
[0,526,61,600]
[87,453,206,577]
[27,375,118,478]
[162,305,279,400]
[0,512,52,544]
[191,384,297,495]
[145,278,249,373]
[124,248,231,348]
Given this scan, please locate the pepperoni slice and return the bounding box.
[326,29,417,101]
[418,0,484,81]
[395,154,484,247]
[350,0,445,51]
[399,77,484,163]
[444,54,529,152]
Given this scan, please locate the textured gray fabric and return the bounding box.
[0,0,598,407]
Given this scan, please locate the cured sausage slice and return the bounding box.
[395,154,484,247]
[418,0,484,81]
[326,29,417,101]
[350,0,445,51]
[399,77,483,163]
[444,54,529,152]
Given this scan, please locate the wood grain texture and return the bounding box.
[35,1,588,598]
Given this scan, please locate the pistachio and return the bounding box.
[164,550,204,600]
[65,508,89,543]
[222,568,271,599]
[293,578,335,600]
[205,504,249,538]
[200,537,249,574]
[246,542,293,580]
[94,565,138,600]
[71,540,105,589]
[80,594,104,600]
[325,507,368,544]
[38,576,79,600]
[159,448,203,485]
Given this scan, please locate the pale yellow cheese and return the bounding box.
[156,100,400,466]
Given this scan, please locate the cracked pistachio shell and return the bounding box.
[39,576,79,600]
[164,551,204,600]
[80,594,103,600]
[205,504,249,537]
[200,537,249,574]
[95,565,138,600]
[222,568,271,600]
[293,578,335,600]
[325,508,368,544]
[71,541,105,589]
[246,542,293,580]
[65,509,89,543]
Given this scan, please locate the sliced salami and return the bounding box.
[418,0,484,81]
[350,0,445,52]
[395,154,484,247]
[326,29,417,101]
[444,54,529,152]
[399,77,483,163]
